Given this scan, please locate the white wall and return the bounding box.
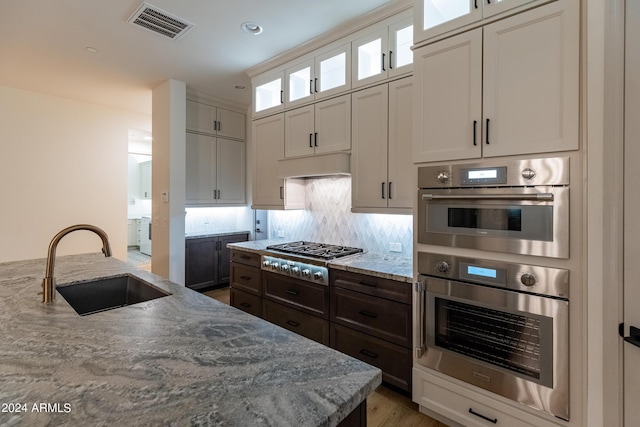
[0,85,150,263]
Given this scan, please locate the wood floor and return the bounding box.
[202,286,449,427]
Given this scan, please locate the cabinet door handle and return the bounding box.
[389,51,393,69]
[473,120,477,146]
[469,408,497,424]
[485,118,490,144]
[314,132,318,147]
[280,186,284,200]
[487,0,491,4]
[381,182,385,199]
[286,320,300,328]
[240,302,251,308]
[217,121,221,131]
[213,189,217,200]
[315,78,318,93]
[359,310,378,319]
[280,90,284,104]
[381,52,386,72]
[310,79,314,95]
[310,133,313,148]
[359,349,379,359]
[213,120,217,131]
[388,182,393,199]
[475,0,478,8]
[286,289,299,296]
[240,276,251,280]
[217,189,221,200]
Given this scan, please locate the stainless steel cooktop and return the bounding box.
[266,241,364,260]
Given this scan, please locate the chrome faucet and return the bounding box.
[41,224,112,303]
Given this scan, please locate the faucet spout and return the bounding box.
[42,224,112,303]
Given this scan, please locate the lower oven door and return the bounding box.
[416,275,569,421]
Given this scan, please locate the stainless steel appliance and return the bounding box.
[415,252,569,421]
[261,241,364,285]
[417,157,570,259]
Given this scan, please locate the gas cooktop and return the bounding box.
[266,241,363,260]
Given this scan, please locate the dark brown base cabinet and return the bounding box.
[230,250,262,316]
[330,269,413,393]
[185,233,248,290]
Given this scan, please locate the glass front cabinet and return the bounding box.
[285,42,351,109]
[414,0,544,44]
[352,13,414,89]
[253,71,285,117]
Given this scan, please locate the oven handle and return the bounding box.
[421,193,554,201]
[415,279,426,358]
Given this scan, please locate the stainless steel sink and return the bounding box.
[56,274,171,316]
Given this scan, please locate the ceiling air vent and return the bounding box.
[127,2,194,40]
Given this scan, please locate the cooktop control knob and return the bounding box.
[436,261,450,273]
[263,260,270,267]
[270,262,279,270]
[301,269,311,278]
[291,266,300,275]
[280,264,290,273]
[520,273,537,287]
[313,271,323,280]
[436,171,450,184]
[521,168,537,180]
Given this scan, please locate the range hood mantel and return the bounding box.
[277,152,350,178]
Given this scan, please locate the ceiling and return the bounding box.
[0,0,401,115]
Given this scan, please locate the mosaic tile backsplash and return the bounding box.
[269,176,413,258]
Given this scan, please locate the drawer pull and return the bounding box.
[240,276,252,280]
[240,302,251,308]
[359,310,378,319]
[286,289,299,296]
[359,281,377,288]
[240,255,251,259]
[468,408,497,424]
[359,349,379,359]
[286,320,300,327]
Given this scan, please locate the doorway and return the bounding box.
[127,129,152,271]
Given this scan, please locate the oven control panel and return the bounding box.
[261,255,328,286]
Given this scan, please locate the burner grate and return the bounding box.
[266,241,363,260]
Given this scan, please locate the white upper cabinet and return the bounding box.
[352,13,413,89]
[253,70,285,117]
[186,100,246,140]
[414,0,545,44]
[285,43,351,109]
[413,0,579,162]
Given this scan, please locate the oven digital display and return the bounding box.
[467,266,497,279]
[468,169,498,180]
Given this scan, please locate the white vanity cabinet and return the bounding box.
[284,94,351,158]
[185,133,245,206]
[186,100,246,140]
[285,42,351,109]
[351,77,413,213]
[414,0,549,44]
[413,0,579,163]
[352,12,413,89]
[252,114,305,210]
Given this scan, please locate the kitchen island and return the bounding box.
[0,253,381,426]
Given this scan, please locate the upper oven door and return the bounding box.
[417,186,569,258]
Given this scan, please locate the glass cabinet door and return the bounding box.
[286,59,314,108]
[253,71,284,116]
[389,17,414,77]
[418,0,481,41]
[352,28,388,88]
[314,43,351,100]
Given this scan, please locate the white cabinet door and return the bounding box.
[186,100,216,134]
[389,17,414,78]
[216,138,245,204]
[387,78,413,209]
[482,0,579,157]
[284,105,315,158]
[252,114,286,207]
[413,28,482,163]
[351,84,389,209]
[286,58,315,108]
[140,161,152,199]
[253,71,285,117]
[352,27,389,89]
[216,108,245,140]
[314,94,351,155]
[314,43,351,100]
[185,133,216,205]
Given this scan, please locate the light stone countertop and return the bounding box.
[185,229,251,240]
[0,253,381,427]
[228,240,413,283]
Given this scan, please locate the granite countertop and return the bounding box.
[228,240,413,283]
[0,253,381,427]
[185,230,251,239]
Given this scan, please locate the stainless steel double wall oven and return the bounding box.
[415,157,571,421]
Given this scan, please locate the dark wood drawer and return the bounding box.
[230,263,261,295]
[230,288,262,317]
[262,299,329,346]
[331,323,411,392]
[330,269,411,304]
[331,287,411,347]
[231,250,261,268]
[263,271,329,319]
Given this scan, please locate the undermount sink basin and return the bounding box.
[57,274,171,316]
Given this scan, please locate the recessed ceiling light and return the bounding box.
[241,21,263,35]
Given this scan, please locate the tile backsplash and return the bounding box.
[269,176,413,258]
